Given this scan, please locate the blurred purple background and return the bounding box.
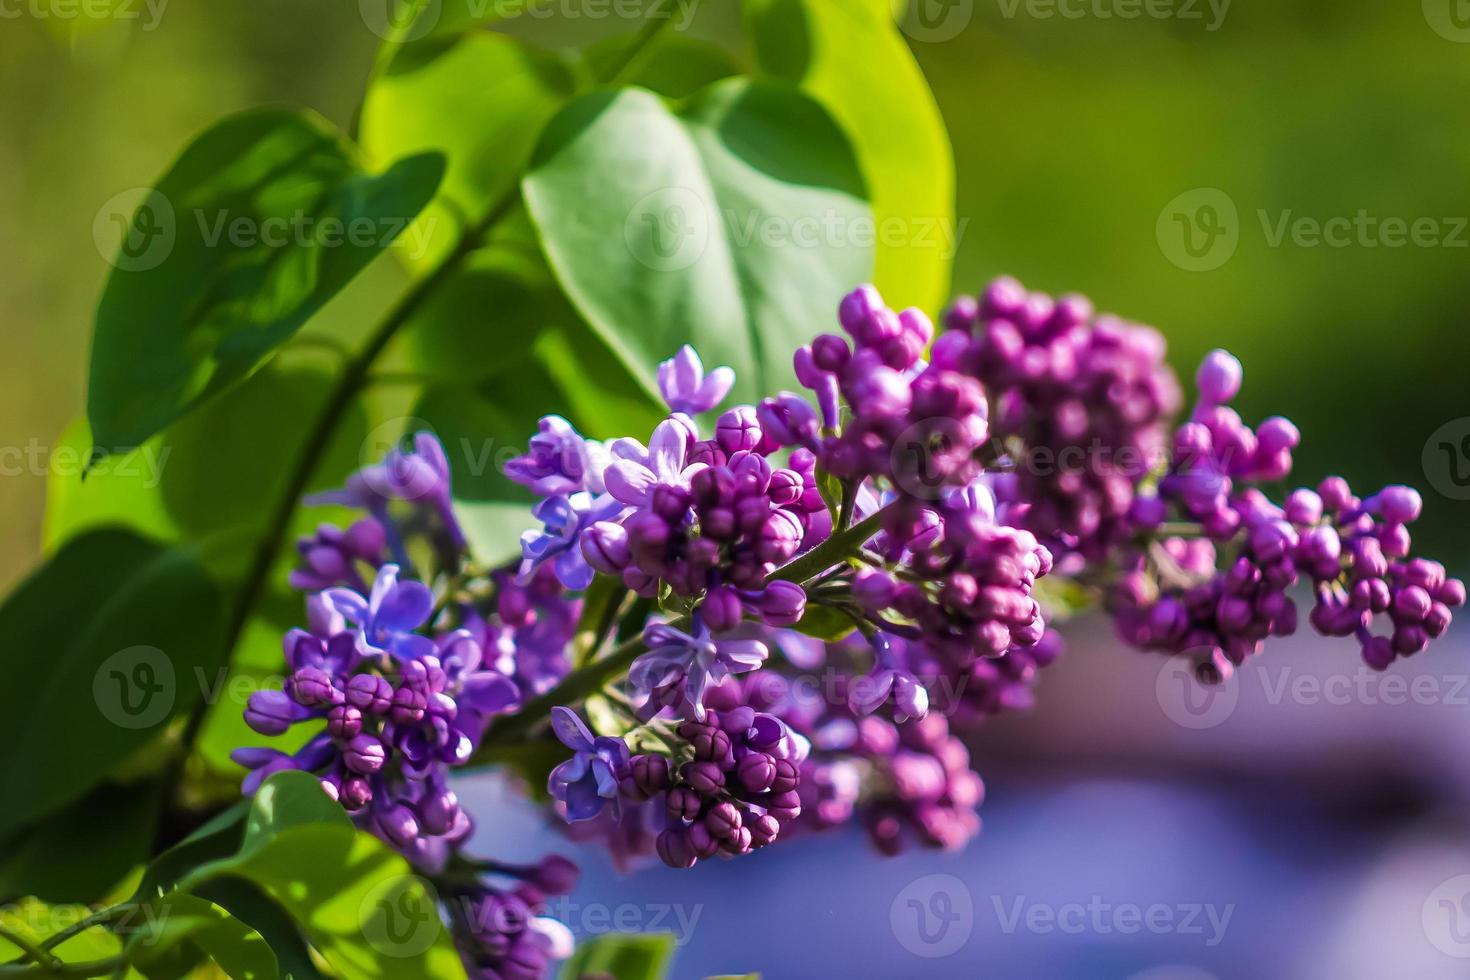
[460,621,1470,979]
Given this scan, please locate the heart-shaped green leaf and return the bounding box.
[523,79,873,404]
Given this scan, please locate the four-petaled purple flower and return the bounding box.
[630,618,768,721]
[657,345,734,415]
[325,563,437,662]
[603,418,707,508]
[547,707,630,822]
[505,415,612,496]
[519,492,624,591]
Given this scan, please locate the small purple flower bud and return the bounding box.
[327,704,363,739]
[765,789,802,823]
[745,580,807,628]
[244,690,300,736]
[687,821,721,859]
[756,509,804,564]
[1373,485,1423,524]
[391,685,427,725]
[345,518,387,562]
[346,673,393,714]
[340,776,372,811]
[715,406,762,454]
[749,814,781,847]
[343,734,386,774]
[581,521,632,575]
[682,761,725,795]
[705,802,742,841]
[529,855,580,896]
[290,667,341,708]
[622,754,670,801]
[839,285,885,336]
[769,758,799,795]
[701,586,743,633]
[1196,349,1242,404]
[736,752,776,793]
[666,786,703,822]
[657,829,697,869]
[376,804,420,849]
[418,788,461,836]
[811,333,850,372]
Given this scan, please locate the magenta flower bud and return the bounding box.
[701,586,743,632]
[715,406,762,454]
[736,752,776,793]
[1438,578,1467,608]
[719,826,754,856]
[327,704,363,739]
[346,673,393,714]
[747,581,806,627]
[666,786,703,822]
[1196,349,1242,404]
[852,569,897,611]
[687,821,721,859]
[1318,476,1352,512]
[290,667,341,708]
[811,333,850,371]
[756,509,804,564]
[625,754,670,800]
[391,685,427,725]
[769,758,799,795]
[581,521,631,575]
[657,829,697,869]
[705,801,742,841]
[525,855,579,896]
[343,734,386,774]
[418,788,461,836]
[376,804,420,849]
[1393,585,1433,622]
[765,790,802,823]
[245,690,302,736]
[1256,416,1299,455]
[1284,488,1323,526]
[1393,625,1429,656]
[749,814,781,847]
[1372,485,1423,524]
[899,307,935,346]
[340,776,372,811]
[1361,635,1395,671]
[838,284,885,336]
[345,518,387,561]
[757,394,819,448]
[683,724,731,763]
[652,484,692,523]
[682,760,725,795]
[768,469,804,507]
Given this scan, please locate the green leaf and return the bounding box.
[523,79,872,404]
[791,604,857,642]
[87,107,444,458]
[361,32,575,273]
[583,32,740,98]
[0,783,161,904]
[192,877,323,980]
[745,0,955,312]
[0,529,225,841]
[180,773,458,980]
[560,933,676,980]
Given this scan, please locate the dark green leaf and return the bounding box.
[791,604,858,642]
[0,529,225,841]
[193,877,322,980]
[745,0,954,312]
[87,107,443,457]
[560,932,676,980]
[523,80,872,404]
[0,782,161,904]
[583,33,740,98]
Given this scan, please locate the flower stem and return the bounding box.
[769,503,891,585]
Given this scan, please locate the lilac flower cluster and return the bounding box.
[1110,350,1464,677]
[945,276,1182,559]
[236,565,518,868]
[236,276,1463,979]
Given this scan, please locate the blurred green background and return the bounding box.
[4,0,1468,593]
